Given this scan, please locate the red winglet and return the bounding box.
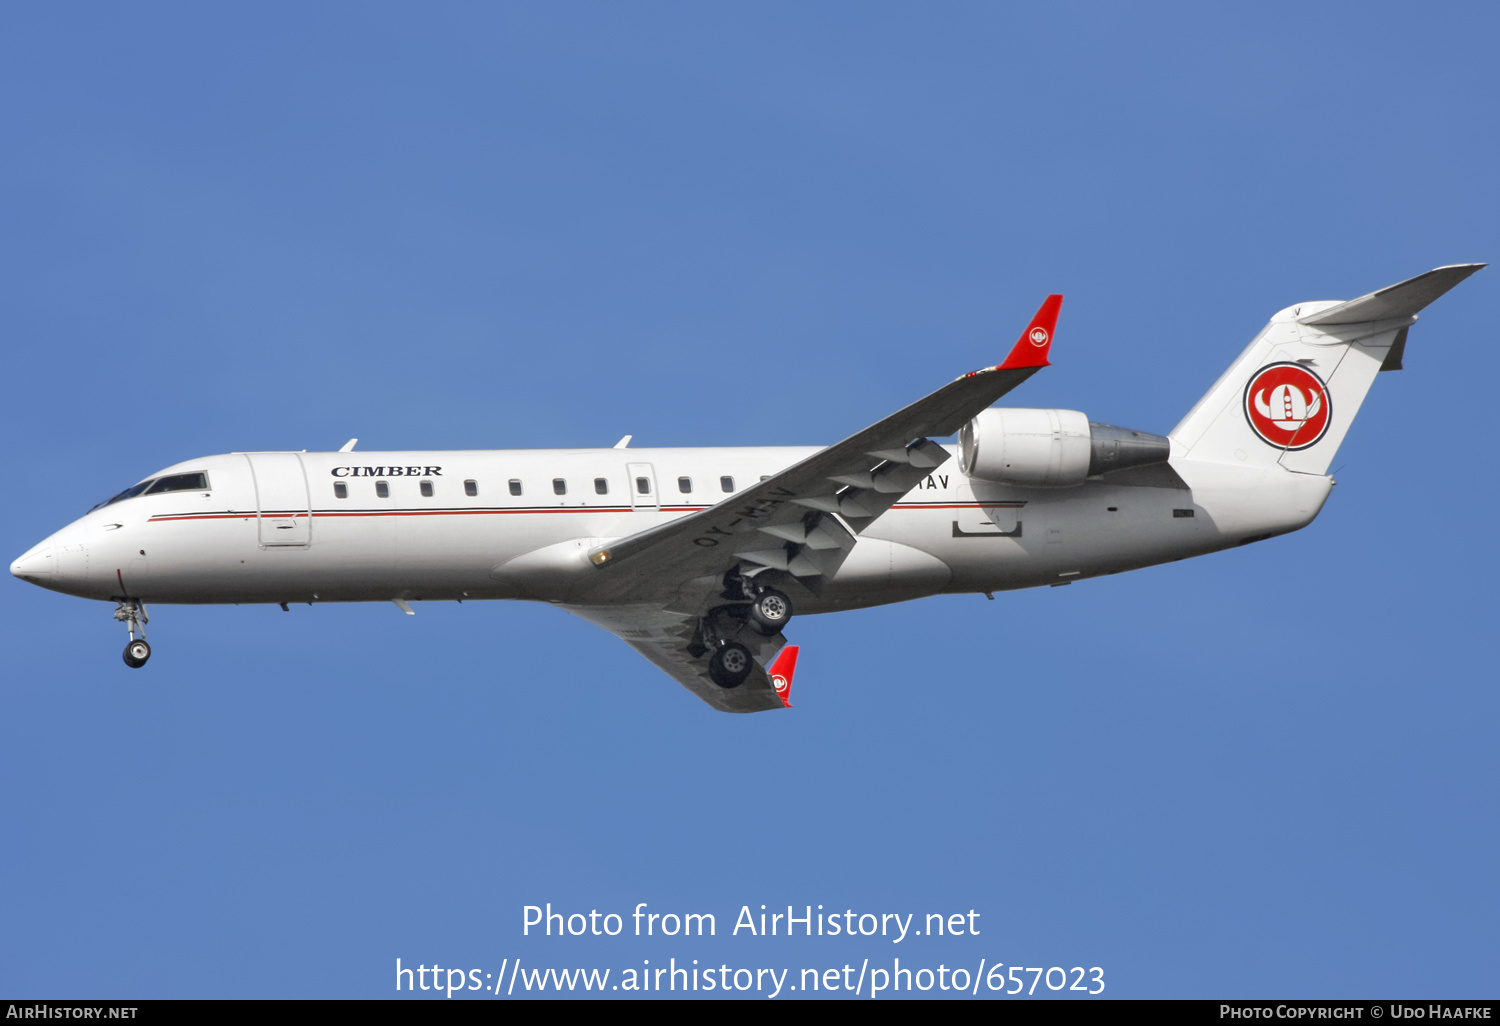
[768,646,800,708]
[997,294,1063,370]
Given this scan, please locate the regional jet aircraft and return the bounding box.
[10,265,1483,712]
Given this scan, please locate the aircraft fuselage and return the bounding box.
[11,446,1331,613]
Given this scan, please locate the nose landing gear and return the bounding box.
[114,599,151,668]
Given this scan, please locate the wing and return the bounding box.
[566,603,790,713]
[579,295,1063,604]
[570,294,1063,712]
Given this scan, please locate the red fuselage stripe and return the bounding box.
[147,501,1021,523]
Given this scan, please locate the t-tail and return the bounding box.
[1170,264,1484,475]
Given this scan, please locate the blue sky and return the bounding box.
[2,1,1495,999]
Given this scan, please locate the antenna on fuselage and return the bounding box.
[339,438,358,452]
[613,435,632,449]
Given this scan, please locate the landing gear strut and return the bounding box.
[114,599,151,668]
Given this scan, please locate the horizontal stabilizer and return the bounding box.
[1299,263,1486,325]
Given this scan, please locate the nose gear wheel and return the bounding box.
[123,639,151,668]
[113,599,151,669]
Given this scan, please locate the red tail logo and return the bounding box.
[1244,363,1331,450]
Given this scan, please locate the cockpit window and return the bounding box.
[92,471,211,511]
[145,472,209,495]
[92,480,154,510]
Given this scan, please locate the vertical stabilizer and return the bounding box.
[1170,264,1483,476]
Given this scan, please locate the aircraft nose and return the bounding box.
[11,543,56,581]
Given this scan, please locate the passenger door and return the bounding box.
[244,452,312,546]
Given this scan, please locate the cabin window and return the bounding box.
[420,480,434,498]
[375,481,390,498]
[465,479,478,497]
[720,476,735,493]
[145,472,210,494]
[678,476,692,494]
[594,478,608,495]
[333,482,348,499]
[553,478,567,496]
[636,477,651,495]
[509,479,522,496]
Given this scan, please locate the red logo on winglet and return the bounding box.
[768,646,800,709]
[999,295,1063,370]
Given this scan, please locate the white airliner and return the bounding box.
[10,265,1483,712]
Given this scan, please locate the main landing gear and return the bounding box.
[720,568,795,637]
[708,642,752,689]
[748,589,793,635]
[693,570,797,689]
[114,599,151,668]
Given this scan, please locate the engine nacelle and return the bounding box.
[959,408,1092,487]
[958,408,1171,487]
